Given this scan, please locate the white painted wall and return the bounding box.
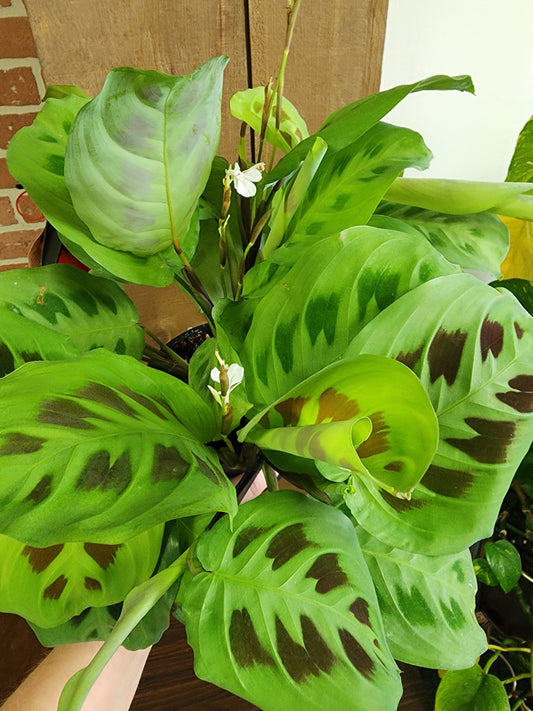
[380,0,533,180]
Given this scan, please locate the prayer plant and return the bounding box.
[2,20,533,711]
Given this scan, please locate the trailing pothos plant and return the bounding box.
[2,11,533,711]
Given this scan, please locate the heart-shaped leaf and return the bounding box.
[0,349,236,545]
[65,58,227,258]
[181,490,402,711]
[484,540,522,593]
[344,273,533,555]
[0,524,163,627]
[435,665,511,711]
[357,526,486,669]
[240,355,438,496]
[0,265,144,368]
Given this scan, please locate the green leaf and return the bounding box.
[230,86,309,153]
[181,490,402,711]
[283,122,432,240]
[435,665,511,711]
[30,605,117,647]
[358,527,486,669]
[385,178,533,220]
[6,90,176,286]
[0,524,163,628]
[264,136,328,257]
[217,226,459,410]
[45,84,91,101]
[65,58,228,258]
[344,273,533,555]
[484,540,522,593]
[0,349,237,545]
[59,551,189,711]
[240,355,438,496]
[267,74,474,184]
[473,557,499,587]
[0,265,144,367]
[374,202,509,276]
[29,516,205,649]
[492,278,533,316]
[506,113,533,183]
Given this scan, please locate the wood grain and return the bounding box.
[248,0,390,135]
[25,0,389,158]
[24,0,249,157]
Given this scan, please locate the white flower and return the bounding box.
[208,353,244,407]
[226,162,265,198]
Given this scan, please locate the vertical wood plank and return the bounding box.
[24,0,249,157]
[248,0,389,134]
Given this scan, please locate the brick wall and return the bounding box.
[0,0,45,272]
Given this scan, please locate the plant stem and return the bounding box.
[489,646,532,654]
[235,207,272,298]
[511,698,532,711]
[483,651,501,674]
[263,462,280,492]
[174,273,215,333]
[255,0,301,171]
[143,328,190,368]
[503,673,531,685]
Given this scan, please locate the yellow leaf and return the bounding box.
[500,216,533,279]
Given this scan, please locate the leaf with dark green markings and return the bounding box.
[283,122,432,241]
[0,265,144,367]
[217,226,459,410]
[344,273,533,555]
[0,524,163,628]
[374,202,509,276]
[181,491,402,711]
[357,526,486,669]
[267,74,474,184]
[0,349,236,546]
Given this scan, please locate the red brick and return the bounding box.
[0,196,16,226]
[0,158,17,188]
[0,18,37,58]
[0,262,28,272]
[0,112,38,150]
[0,67,40,106]
[15,191,44,222]
[0,227,43,260]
